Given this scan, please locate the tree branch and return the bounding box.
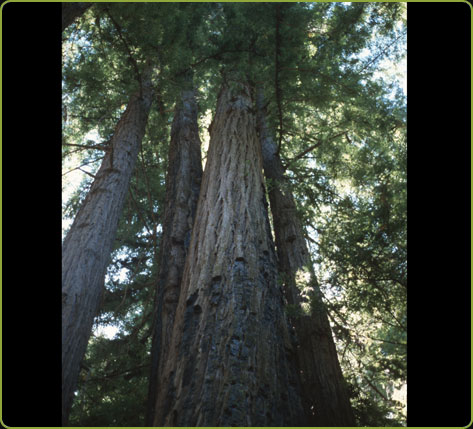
[363,334,406,347]
[62,143,108,151]
[78,168,96,180]
[364,376,396,404]
[284,130,347,170]
[358,30,406,74]
[85,364,150,383]
[62,157,105,176]
[176,47,265,78]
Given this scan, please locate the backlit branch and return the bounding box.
[284,130,347,170]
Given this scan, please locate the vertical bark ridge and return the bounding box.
[146,89,203,425]
[62,76,154,425]
[256,88,355,427]
[153,82,304,427]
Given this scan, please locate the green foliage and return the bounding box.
[69,334,150,426]
[63,3,406,426]
[311,117,407,426]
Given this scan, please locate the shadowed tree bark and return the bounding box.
[152,81,305,427]
[256,89,356,427]
[62,73,154,425]
[145,88,203,425]
[62,2,92,31]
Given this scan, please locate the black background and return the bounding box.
[1,2,470,427]
[406,2,471,427]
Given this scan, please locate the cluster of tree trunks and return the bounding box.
[151,81,305,426]
[62,70,355,425]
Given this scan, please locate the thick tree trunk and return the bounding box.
[62,77,153,425]
[62,2,92,31]
[256,90,356,426]
[152,82,305,427]
[145,89,203,425]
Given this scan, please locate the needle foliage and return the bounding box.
[63,3,406,426]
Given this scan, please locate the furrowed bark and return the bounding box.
[62,3,92,32]
[152,82,305,427]
[256,89,355,427]
[62,75,153,425]
[145,89,203,425]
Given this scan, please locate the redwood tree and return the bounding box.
[62,72,154,425]
[146,87,203,425]
[152,80,305,427]
[62,3,407,426]
[257,89,355,426]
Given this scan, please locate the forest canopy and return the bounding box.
[62,2,406,426]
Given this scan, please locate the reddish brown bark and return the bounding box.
[152,82,305,426]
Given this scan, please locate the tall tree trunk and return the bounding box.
[62,2,92,31]
[62,76,154,425]
[256,90,355,426]
[145,88,203,425]
[152,82,305,427]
